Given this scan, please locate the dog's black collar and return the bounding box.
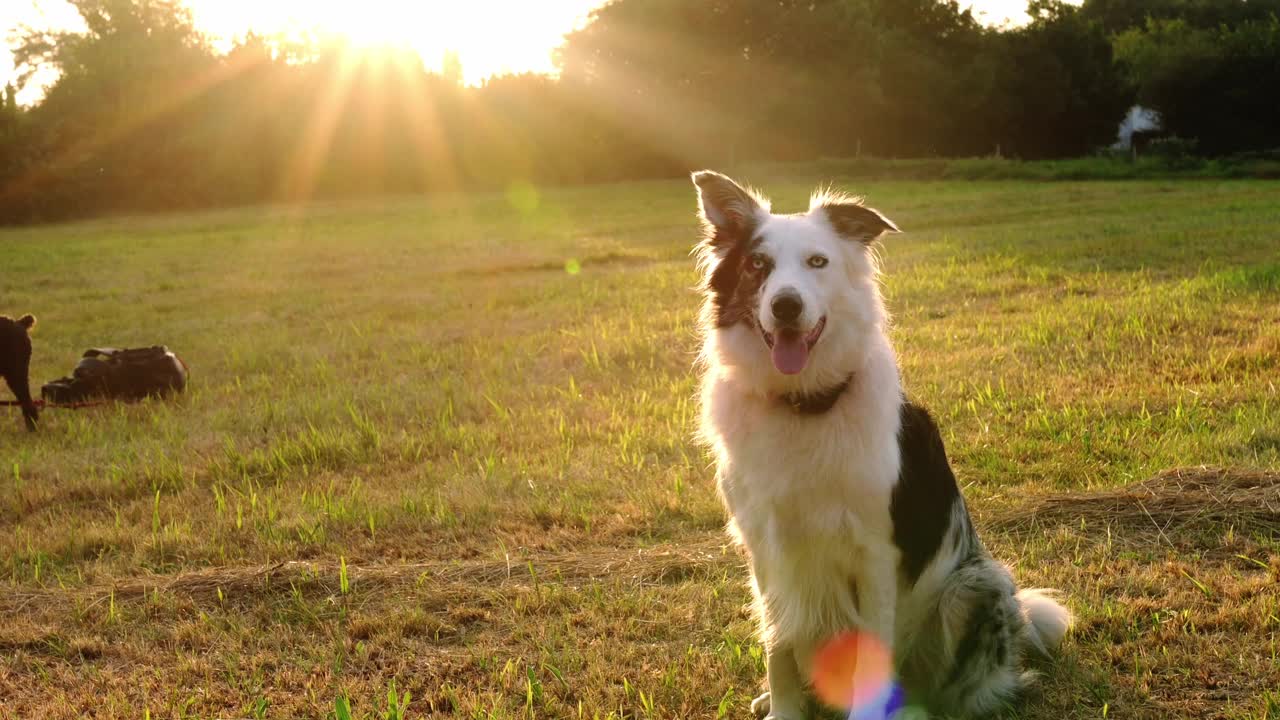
[780,374,854,415]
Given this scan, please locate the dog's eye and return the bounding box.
[808,255,829,269]
[749,253,767,271]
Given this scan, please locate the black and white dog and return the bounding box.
[691,172,1069,718]
[1,313,39,431]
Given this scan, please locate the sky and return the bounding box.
[1,0,1047,107]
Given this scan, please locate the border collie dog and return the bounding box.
[691,172,1070,719]
[1,314,39,431]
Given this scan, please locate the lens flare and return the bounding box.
[810,630,904,720]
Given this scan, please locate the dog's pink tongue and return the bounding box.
[771,331,809,375]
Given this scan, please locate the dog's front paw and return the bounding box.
[750,692,770,718]
[751,691,802,720]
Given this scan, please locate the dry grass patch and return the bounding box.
[992,467,1280,720]
[992,466,1280,553]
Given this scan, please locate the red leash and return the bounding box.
[1,399,109,409]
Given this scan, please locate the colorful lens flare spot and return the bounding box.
[810,631,904,720]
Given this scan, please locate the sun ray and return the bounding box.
[0,42,266,208]
[556,12,756,169]
[277,43,362,204]
[388,52,464,194]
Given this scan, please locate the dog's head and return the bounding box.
[0,314,36,352]
[692,171,898,390]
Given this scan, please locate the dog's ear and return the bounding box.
[18,314,36,330]
[813,194,900,245]
[692,171,767,238]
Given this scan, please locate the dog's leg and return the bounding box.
[855,549,900,716]
[4,371,38,432]
[749,565,806,720]
[858,549,898,652]
[753,644,805,720]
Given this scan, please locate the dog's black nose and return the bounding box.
[771,292,803,323]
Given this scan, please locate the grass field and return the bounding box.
[1,171,1278,719]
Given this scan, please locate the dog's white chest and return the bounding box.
[708,384,899,537]
[703,374,903,644]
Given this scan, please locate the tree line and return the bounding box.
[1,0,1277,223]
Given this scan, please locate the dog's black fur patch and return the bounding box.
[950,584,1009,670]
[891,402,961,585]
[694,171,772,330]
[706,231,768,328]
[1,314,38,431]
[944,581,1018,696]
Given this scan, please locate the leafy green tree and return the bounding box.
[7,0,214,215]
[1115,16,1280,153]
[985,1,1132,157]
[1079,0,1280,34]
[0,0,1275,224]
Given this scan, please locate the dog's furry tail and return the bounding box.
[1017,588,1072,657]
[18,314,36,329]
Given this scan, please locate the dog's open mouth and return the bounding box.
[760,316,826,375]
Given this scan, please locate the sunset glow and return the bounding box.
[0,0,602,104]
[189,1,601,83]
[2,0,1077,106]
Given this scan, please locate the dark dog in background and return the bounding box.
[1,314,39,431]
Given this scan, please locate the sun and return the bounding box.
[319,6,414,49]
[187,0,601,85]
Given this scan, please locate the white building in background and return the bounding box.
[1113,105,1162,149]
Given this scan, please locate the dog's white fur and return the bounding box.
[692,172,1070,719]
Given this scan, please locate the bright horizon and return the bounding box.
[2,0,1059,106]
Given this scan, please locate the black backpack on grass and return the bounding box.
[42,346,188,404]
